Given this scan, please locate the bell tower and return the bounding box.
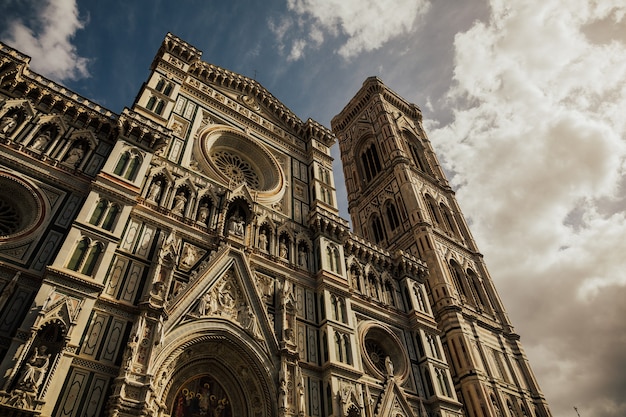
[332,77,551,417]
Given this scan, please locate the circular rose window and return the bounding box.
[196,127,285,205]
[360,322,409,382]
[0,173,46,243]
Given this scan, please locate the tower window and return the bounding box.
[386,202,401,231]
[371,215,385,244]
[360,143,382,182]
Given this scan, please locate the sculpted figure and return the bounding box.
[0,114,17,134]
[18,345,51,392]
[64,144,85,166]
[147,180,162,202]
[258,230,268,251]
[298,247,308,267]
[197,202,209,223]
[172,192,187,215]
[279,239,288,259]
[31,131,51,151]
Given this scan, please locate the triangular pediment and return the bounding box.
[374,379,418,417]
[164,245,278,352]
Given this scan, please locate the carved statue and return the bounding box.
[17,345,51,392]
[0,114,17,134]
[64,144,85,166]
[258,230,268,251]
[31,130,51,151]
[172,192,187,215]
[385,356,394,377]
[228,215,245,236]
[197,202,210,223]
[298,247,308,267]
[279,239,288,259]
[147,180,162,202]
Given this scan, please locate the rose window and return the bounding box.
[0,197,20,236]
[196,127,285,205]
[0,173,45,243]
[365,339,388,374]
[360,322,409,382]
[212,150,260,189]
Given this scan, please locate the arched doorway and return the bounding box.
[153,326,276,417]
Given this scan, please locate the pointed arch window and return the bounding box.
[425,194,443,228]
[449,260,469,300]
[114,150,142,181]
[371,214,385,244]
[360,142,382,183]
[386,202,401,231]
[89,199,120,231]
[68,237,104,276]
[440,203,458,236]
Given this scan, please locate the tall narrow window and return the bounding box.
[146,96,157,111]
[360,143,382,182]
[386,202,401,231]
[371,215,385,243]
[113,151,142,181]
[67,238,89,271]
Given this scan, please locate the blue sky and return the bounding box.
[3,1,626,416]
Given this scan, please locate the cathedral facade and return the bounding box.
[0,34,550,417]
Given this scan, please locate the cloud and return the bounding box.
[429,1,626,416]
[1,0,90,81]
[271,0,430,60]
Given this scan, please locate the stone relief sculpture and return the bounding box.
[64,144,85,166]
[228,215,245,236]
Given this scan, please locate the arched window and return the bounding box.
[67,238,89,271]
[68,238,103,276]
[467,269,489,309]
[146,96,157,111]
[101,204,120,230]
[114,150,142,181]
[154,100,165,115]
[386,202,401,231]
[440,203,458,236]
[425,194,443,228]
[449,260,469,300]
[371,214,385,244]
[360,142,382,182]
[89,199,120,231]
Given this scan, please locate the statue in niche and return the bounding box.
[279,239,288,259]
[17,345,51,392]
[0,114,17,134]
[228,215,245,236]
[64,143,85,166]
[258,230,268,251]
[31,130,51,151]
[147,180,162,202]
[172,191,187,215]
[298,246,308,268]
[197,202,209,223]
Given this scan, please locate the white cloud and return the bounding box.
[2,0,90,81]
[272,0,430,60]
[430,1,626,416]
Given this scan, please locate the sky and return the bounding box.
[1,1,626,416]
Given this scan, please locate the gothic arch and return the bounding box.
[150,323,276,417]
